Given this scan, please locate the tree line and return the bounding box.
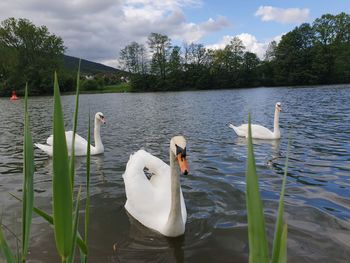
[0,18,69,96]
[0,18,123,96]
[1,13,350,96]
[119,12,350,91]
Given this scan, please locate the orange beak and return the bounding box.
[177,154,189,175]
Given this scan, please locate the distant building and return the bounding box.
[120,76,130,83]
[85,75,94,80]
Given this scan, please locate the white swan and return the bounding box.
[123,136,189,237]
[35,112,106,156]
[229,102,282,139]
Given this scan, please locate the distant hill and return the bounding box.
[63,55,126,75]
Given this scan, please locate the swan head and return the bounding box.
[275,102,282,112]
[95,112,106,124]
[170,136,189,175]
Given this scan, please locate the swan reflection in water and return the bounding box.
[234,136,281,166]
[37,154,106,186]
[112,211,185,263]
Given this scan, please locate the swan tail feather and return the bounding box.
[35,143,53,156]
[46,135,53,145]
[229,123,247,137]
[229,123,236,130]
[229,123,239,134]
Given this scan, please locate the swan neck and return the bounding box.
[166,149,182,228]
[94,118,103,152]
[274,108,280,135]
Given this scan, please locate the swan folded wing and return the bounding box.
[180,191,187,224]
[66,132,90,156]
[250,124,274,139]
[46,131,89,156]
[229,123,246,137]
[123,150,172,231]
[34,143,53,156]
[233,124,274,139]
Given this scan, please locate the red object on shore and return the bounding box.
[10,90,18,100]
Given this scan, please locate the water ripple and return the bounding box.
[1,86,350,262]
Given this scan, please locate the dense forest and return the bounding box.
[0,18,124,96]
[119,12,350,91]
[1,13,350,96]
[0,18,66,95]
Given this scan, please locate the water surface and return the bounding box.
[0,86,350,262]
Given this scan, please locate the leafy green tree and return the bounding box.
[313,14,337,46]
[274,23,316,85]
[168,46,182,73]
[148,33,171,80]
[312,13,350,83]
[242,52,260,86]
[184,43,207,68]
[226,37,245,72]
[182,43,212,89]
[167,46,184,90]
[125,12,350,92]
[264,40,277,62]
[333,12,350,43]
[0,17,65,95]
[119,41,147,74]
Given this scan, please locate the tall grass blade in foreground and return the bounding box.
[67,187,82,263]
[82,113,91,263]
[0,84,34,263]
[70,59,81,187]
[277,224,288,263]
[271,139,290,263]
[245,113,289,263]
[52,72,73,261]
[246,113,269,263]
[22,83,35,262]
[9,193,88,255]
[0,224,15,263]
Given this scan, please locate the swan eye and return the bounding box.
[175,145,186,158]
[99,114,104,119]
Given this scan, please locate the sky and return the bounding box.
[0,0,349,68]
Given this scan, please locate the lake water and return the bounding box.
[0,86,350,262]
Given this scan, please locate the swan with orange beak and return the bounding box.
[123,136,189,237]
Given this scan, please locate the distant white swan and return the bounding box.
[229,102,282,139]
[123,136,189,237]
[35,112,106,156]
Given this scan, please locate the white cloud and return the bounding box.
[0,0,229,67]
[206,33,283,59]
[255,6,310,24]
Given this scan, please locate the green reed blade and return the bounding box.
[80,113,91,263]
[246,113,269,263]
[52,72,73,259]
[85,113,91,245]
[22,83,35,261]
[33,206,53,225]
[277,224,288,263]
[69,59,81,187]
[31,206,87,255]
[80,112,91,263]
[10,193,88,255]
[67,187,82,263]
[0,224,15,263]
[271,138,291,263]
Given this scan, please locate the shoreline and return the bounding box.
[1,82,350,97]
